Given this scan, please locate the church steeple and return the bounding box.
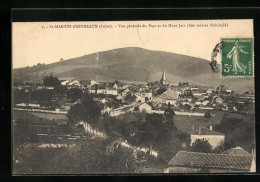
[160,70,167,85]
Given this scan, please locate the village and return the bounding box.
[12,70,256,173]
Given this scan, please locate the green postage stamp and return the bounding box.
[221,38,254,77]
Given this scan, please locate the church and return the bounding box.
[160,70,167,85]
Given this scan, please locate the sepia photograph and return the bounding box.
[12,19,255,174]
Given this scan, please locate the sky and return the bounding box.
[12,19,253,68]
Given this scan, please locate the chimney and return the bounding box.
[209,125,213,131]
[198,126,202,135]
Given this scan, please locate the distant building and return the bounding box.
[207,89,213,94]
[214,96,223,104]
[222,146,252,156]
[136,103,152,113]
[81,80,100,89]
[190,126,225,149]
[202,100,210,106]
[191,86,199,91]
[166,99,177,105]
[106,139,136,156]
[89,83,118,95]
[166,149,255,173]
[93,97,106,104]
[152,90,181,104]
[120,88,130,97]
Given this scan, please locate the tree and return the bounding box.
[191,138,212,153]
[124,94,136,104]
[204,111,212,119]
[183,104,191,111]
[104,146,137,173]
[67,88,83,102]
[164,103,175,128]
[43,74,61,87]
[54,85,67,97]
[31,89,55,107]
[68,93,101,127]
[13,89,27,104]
[156,87,167,96]
[214,117,254,152]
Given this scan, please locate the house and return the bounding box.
[17,85,32,92]
[93,97,106,104]
[166,99,177,106]
[63,102,76,111]
[134,94,145,103]
[106,139,136,155]
[215,97,223,104]
[190,126,225,149]
[89,83,118,95]
[81,80,100,89]
[134,90,153,102]
[191,87,199,91]
[222,103,228,111]
[120,88,130,96]
[45,86,55,90]
[67,79,81,86]
[102,106,111,115]
[61,80,70,86]
[151,90,180,104]
[136,103,152,113]
[192,90,202,97]
[111,80,123,90]
[202,100,210,106]
[106,138,158,158]
[207,89,213,94]
[195,101,202,106]
[166,149,255,173]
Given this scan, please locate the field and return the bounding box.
[12,109,254,174]
[174,109,254,134]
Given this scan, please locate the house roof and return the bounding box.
[137,102,152,108]
[222,147,252,156]
[159,90,180,100]
[191,127,224,136]
[168,151,253,171]
[106,138,133,149]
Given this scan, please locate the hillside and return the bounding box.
[13,47,254,93]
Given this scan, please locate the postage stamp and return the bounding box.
[221,38,254,77]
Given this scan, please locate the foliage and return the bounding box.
[13,89,27,104]
[31,89,55,107]
[190,138,212,153]
[67,88,83,103]
[164,104,175,128]
[179,103,191,111]
[156,87,167,96]
[43,74,61,87]
[54,85,67,97]
[204,111,212,119]
[104,146,137,173]
[212,145,225,154]
[68,93,101,127]
[214,116,255,152]
[13,139,108,174]
[124,94,136,104]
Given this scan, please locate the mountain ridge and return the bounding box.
[13,47,254,93]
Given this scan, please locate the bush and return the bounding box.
[191,138,212,153]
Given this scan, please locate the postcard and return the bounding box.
[12,19,255,174]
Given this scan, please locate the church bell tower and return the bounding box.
[160,70,167,85]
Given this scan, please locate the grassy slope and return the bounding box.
[13,47,254,92]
